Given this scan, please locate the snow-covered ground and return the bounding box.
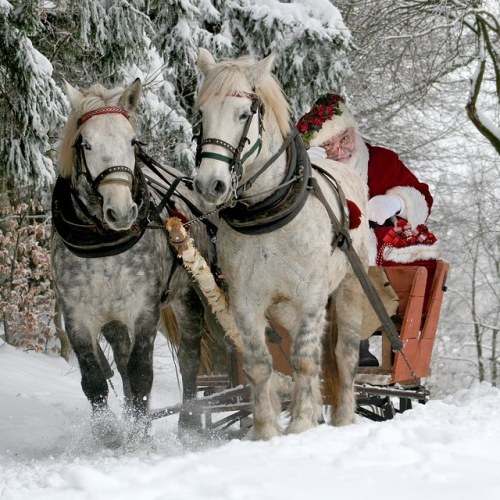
[1,336,499,500]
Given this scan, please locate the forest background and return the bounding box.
[0,0,498,397]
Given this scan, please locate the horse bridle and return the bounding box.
[195,91,265,197]
[74,106,137,196]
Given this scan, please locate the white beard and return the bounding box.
[343,133,369,185]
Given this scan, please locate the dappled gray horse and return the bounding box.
[194,49,371,439]
[51,80,211,447]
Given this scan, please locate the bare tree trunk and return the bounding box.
[471,249,485,382]
[466,17,500,155]
[492,328,498,387]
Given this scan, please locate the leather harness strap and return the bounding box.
[220,133,310,234]
[51,168,151,258]
[308,164,405,353]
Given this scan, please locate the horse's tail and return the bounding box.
[321,297,340,408]
[159,305,181,348]
[158,305,212,374]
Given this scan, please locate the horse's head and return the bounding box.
[60,79,142,231]
[193,48,291,206]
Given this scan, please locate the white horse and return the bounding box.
[193,48,371,439]
[51,79,212,447]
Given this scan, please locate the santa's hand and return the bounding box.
[368,194,404,225]
[307,146,327,160]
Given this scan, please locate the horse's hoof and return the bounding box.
[285,418,316,435]
[91,409,123,449]
[123,409,153,445]
[251,423,281,440]
[179,410,203,432]
[330,413,356,427]
[177,425,207,449]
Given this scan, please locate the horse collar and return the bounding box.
[51,165,151,258]
[220,134,311,234]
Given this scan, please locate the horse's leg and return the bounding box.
[101,320,132,399]
[175,288,205,432]
[127,309,158,429]
[286,304,325,434]
[331,274,363,426]
[64,316,123,448]
[238,307,281,440]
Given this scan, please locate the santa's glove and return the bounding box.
[368,194,405,225]
[307,146,327,160]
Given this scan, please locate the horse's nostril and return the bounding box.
[106,208,117,222]
[213,180,226,195]
[129,205,138,221]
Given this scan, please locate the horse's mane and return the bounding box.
[58,83,136,178]
[196,56,292,139]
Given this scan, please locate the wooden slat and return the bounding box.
[415,261,450,377]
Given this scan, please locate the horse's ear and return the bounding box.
[62,79,83,109]
[248,53,276,88]
[119,78,142,112]
[198,47,216,76]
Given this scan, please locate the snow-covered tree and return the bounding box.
[1,0,353,185]
[0,0,65,192]
[200,0,352,117]
[149,0,352,170]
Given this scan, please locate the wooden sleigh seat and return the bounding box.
[356,260,450,386]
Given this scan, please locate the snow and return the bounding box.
[0,0,11,13]
[1,337,499,500]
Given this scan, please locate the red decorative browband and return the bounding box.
[227,91,256,99]
[78,107,130,126]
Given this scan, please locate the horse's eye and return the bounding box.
[239,110,251,121]
[82,141,92,151]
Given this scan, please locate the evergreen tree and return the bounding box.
[0,0,65,192]
[1,0,352,185]
[205,0,352,117]
[149,0,352,170]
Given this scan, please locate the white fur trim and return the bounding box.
[309,103,357,147]
[382,242,440,264]
[386,186,429,226]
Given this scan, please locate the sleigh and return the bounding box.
[153,255,450,430]
[53,73,448,447]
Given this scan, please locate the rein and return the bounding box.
[135,147,219,238]
[309,164,415,373]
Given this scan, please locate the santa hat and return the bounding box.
[296,93,357,147]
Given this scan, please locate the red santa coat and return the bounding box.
[366,144,439,299]
[366,144,433,210]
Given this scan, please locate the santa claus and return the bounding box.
[297,94,439,365]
